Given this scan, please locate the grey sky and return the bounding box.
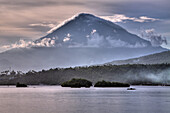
[0,0,169,51]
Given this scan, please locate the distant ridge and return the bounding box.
[106,50,170,65]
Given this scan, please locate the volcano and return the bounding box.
[0,13,167,72]
[36,13,153,48]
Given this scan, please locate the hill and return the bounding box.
[107,51,170,65]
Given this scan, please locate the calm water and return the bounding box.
[0,86,170,113]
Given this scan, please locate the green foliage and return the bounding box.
[94,80,130,87]
[61,78,92,88]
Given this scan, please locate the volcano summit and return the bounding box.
[0,13,167,72]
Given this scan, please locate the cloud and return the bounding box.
[63,37,70,42]
[140,28,168,47]
[87,31,105,47]
[29,23,56,28]
[47,14,81,34]
[139,16,159,21]
[101,14,159,23]
[63,33,71,42]
[29,23,58,33]
[106,36,148,48]
[69,30,148,48]
[0,0,85,10]
[1,38,58,51]
[0,29,159,51]
[47,14,160,35]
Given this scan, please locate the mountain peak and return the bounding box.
[37,13,156,49]
[74,13,109,23]
[45,13,97,34]
[76,13,95,18]
[0,13,167,72]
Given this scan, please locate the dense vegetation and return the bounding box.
[61,78,92,88]
[94,80,130,87]
[0,64,169,85]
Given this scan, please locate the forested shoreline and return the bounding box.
[0,64,170,85]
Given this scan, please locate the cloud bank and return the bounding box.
[140,28,168,47]
[2,38,57,51]
[29,23,56,29]
[101,14,159,23]
[68,30,148,48]
[34,14,160,35]
[87,30,148,48]
[1,29,149,51]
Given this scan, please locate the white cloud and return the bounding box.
[1,28,159,51]
[67,33,71,37]
[91,29,97,34]
[29,23,56,28]
[63,37,70,42]
[29,14,159,38]
[2,38,57,50]
[106,36,147,48]
[47,14,79,34]
[139,16,158,21]
[86,30,148,48]
[29,23,57,33]
[140,28,167,47]
[144,28,155,34]
[101,14,159,23]
[63,33,71,42]
[87,32,104,47]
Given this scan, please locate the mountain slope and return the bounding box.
[107,51,170,65]
[0,13,167,72]
[36,13,152,48]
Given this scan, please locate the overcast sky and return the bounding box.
[0,0,170,51]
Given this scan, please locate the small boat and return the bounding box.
[127,88,136,90]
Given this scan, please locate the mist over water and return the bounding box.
[122,68,170,84]
[0,86,170,113]
[144,69,170,84]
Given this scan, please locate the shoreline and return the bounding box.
[0,85,170,88]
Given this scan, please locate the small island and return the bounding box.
[94,80,130,87]
[127,88,136,90]
[16,82,27,87]
[61,78,92,88]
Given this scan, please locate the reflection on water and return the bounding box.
[0,86,170,113]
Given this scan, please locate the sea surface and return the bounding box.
[0,86,170,113]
